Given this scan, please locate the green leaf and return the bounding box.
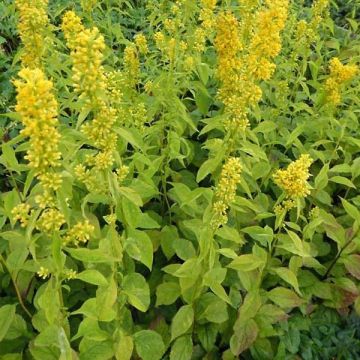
[242,226,273,246]
[170,335,193,360]
[341,198,360,223]
[314,163,329,190]
[274,268,301,295]
[77,270,108,287]
[115,336,133,360]
[343,254,360,280]
[118,187,143,206]
[125,229,153,270]
[79,339,114,360]
[329,176,356,188]
[196,293,228,323]
[227,254,264,272]
[156,282,181,306]
[0,304,16,342]
[230,318,258,356]
[66,248,113,263]
[171,305,194,341]
[133,330,165,360]
[122,273,150,312]
[267,287,303,309]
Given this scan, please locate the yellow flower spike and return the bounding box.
[124,45,140,87]
[134,33,149,55]
[273,154,313,199]
[246,0,289,81]
[14,68,61,175]
[214,11,242,84]
[211,157,242,229]
[199,0,217,29]
[15,0,50,68]
[325,58,358,106]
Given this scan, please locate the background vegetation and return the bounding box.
[1,0,360,359]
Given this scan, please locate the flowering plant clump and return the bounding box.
[0,0,360,359]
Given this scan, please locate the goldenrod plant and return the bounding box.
[0,0,360,359]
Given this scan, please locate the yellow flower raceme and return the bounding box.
[135,33,149,54]
[61,10,85,49]
[62,11,106,103]
[246,0,289,80]
[64,220,94,245]
[273,154,313,199]
[36,208,65,233]
[15,0,50,67]
[14,68,62,210]
[310,0,329,32]
[11,203,31,227]
[211,157,242,228]
[325,58,358,105]
[124,45,140,86]
[62,11,119,171]
[214,11,242,84]
[199,0,217,30]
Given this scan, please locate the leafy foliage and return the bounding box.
[1,0,360,359]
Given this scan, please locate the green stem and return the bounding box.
[0,254,32,318]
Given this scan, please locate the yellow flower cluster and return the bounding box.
[273,154,313,199]
[199,0,217,30]
[246,0,289,81]
[295,0,329,47]
[74,164,99,192]
[211,157,242,229]
[274,199,295,215]
[11,203,31,227]
[64,269,77,280]
[64,220,94,245]
[325,57,358,106]
[124,45,140,86]
[116,165,129,184]
[14,68,62,208]
[36,208,65,233]
[62,11,106,103]
[37,266,50,279]
[15,0,50,68]
[135,33,149,55]
[62,11,119,173]
[14,68,61,174]
[310,0,329,32]
[214,2,288,133]
[214,11,242,84]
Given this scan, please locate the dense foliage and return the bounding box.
[1,0,360,359]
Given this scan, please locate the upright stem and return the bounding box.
[0,254,32,318]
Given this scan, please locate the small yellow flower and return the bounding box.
[273,154,313,199]
[37,266,50,279]
[116,165,129,184]
[104,214,117,225]
[36,208,65,233]
[12,203,31,227]
[64,269,77,280]
[64,220,94,245]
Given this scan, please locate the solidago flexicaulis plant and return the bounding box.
[0,0,360,359]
